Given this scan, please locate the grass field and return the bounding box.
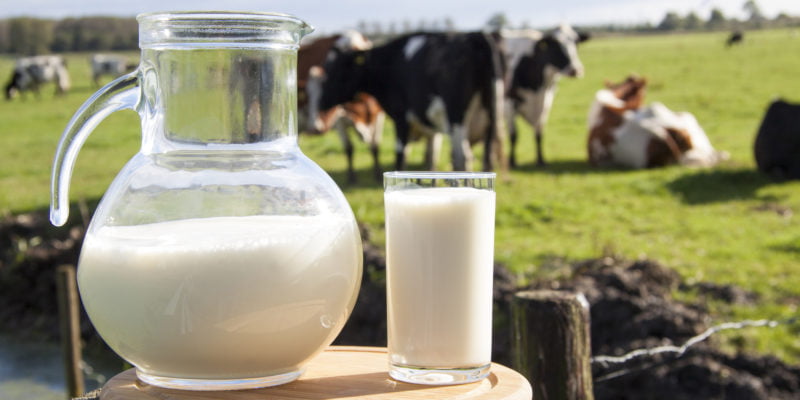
[1,30,799,362]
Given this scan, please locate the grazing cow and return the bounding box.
[312,31,506,172]
[299,31,386,183]
[90,54,128,86]
[754,99,800,180]
[587,75,728,168]
[5,55,70,100]
[726,31,744,47]
[503,24,589,167]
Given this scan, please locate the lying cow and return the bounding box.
[90,54,129,87]
[754,99,800,180]
[299,31,386,183]
[5,55,70,100]
[312,31,506,172]
[587,75,727,168]
[503,24,589,167]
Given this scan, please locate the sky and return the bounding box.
[1,0,799,34]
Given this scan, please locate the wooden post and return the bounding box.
[57,264,85,398]
[511,290,593,400]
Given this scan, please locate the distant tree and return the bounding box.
[402,19,412,33]
[0,20,9,53]
[685,12,703,30]
[443,17,455,32]
[8,18,53,55]
[707,8,727,29]
[658,11,683,30]
[486,13,509,31]
[356,20,368,34]
[743,0,765,22]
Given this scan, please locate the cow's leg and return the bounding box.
[370,113,385,181]
[337,120,357,184]
[451,124,472,171]
[394,119,410,171]
[535,125,546,166]
[508,113,518,168]
[424,133,443,170]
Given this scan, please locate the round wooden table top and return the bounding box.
[99,346,532,400]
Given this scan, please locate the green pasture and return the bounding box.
[1,30,799,362]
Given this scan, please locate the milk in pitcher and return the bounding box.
[77,214,362,381]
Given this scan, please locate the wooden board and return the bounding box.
[99,346,532,400]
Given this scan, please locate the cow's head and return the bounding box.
[604,75,647,111]
[539,23,589,78]
[308,48,367,131]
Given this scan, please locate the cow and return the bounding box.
[311,31,506,172]
[90,54,129,86]
[754,99,800,180]
[299,31,386,183]
[587,75,728,168]
[503,24,590,167]
[5,55,70,100]
[726,31,744,47]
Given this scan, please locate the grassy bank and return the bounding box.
[1,30,799,361]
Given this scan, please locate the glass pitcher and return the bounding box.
[50,11,363,391]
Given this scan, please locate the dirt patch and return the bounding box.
[524,257,800,400]
[0,211,89,339]
[1,212,799,399]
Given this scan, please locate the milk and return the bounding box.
[77,215,362,380]
[385,187,495,368]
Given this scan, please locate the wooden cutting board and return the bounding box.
[99,346,532,400]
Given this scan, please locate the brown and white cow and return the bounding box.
[299,31,386,183]
[5,55,70,100]
[587,75,727,168]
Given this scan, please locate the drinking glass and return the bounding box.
[384,171,496,385]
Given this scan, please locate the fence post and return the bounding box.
[56,264,85,398]
[511,290,593,400]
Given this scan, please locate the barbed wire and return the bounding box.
[590,315,799,382]
[81,360,107,386]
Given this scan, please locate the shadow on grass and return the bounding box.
[770,242,800,255]
[666,168,774,204]
[326,159,628,189]
[513,159,629,175]
[325,167,384,191]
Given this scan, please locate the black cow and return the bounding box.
[726,31,744,47]
[754,99,800,180]
[312,31,506,172]
[503,24,590,167]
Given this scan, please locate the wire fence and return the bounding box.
[590,315,800,383]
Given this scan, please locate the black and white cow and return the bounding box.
[503,24,589,167]
[754,99,800,180]
[312,31,506,172]
[90,54,129,86]
[5,55,70,100]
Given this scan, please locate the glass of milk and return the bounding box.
[384,171,496,385]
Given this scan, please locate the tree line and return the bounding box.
[0,17,138,55]
[1,1,798,56]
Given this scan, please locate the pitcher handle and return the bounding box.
[50,71,141,226]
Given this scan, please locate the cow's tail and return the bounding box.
[484,31,508,174]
